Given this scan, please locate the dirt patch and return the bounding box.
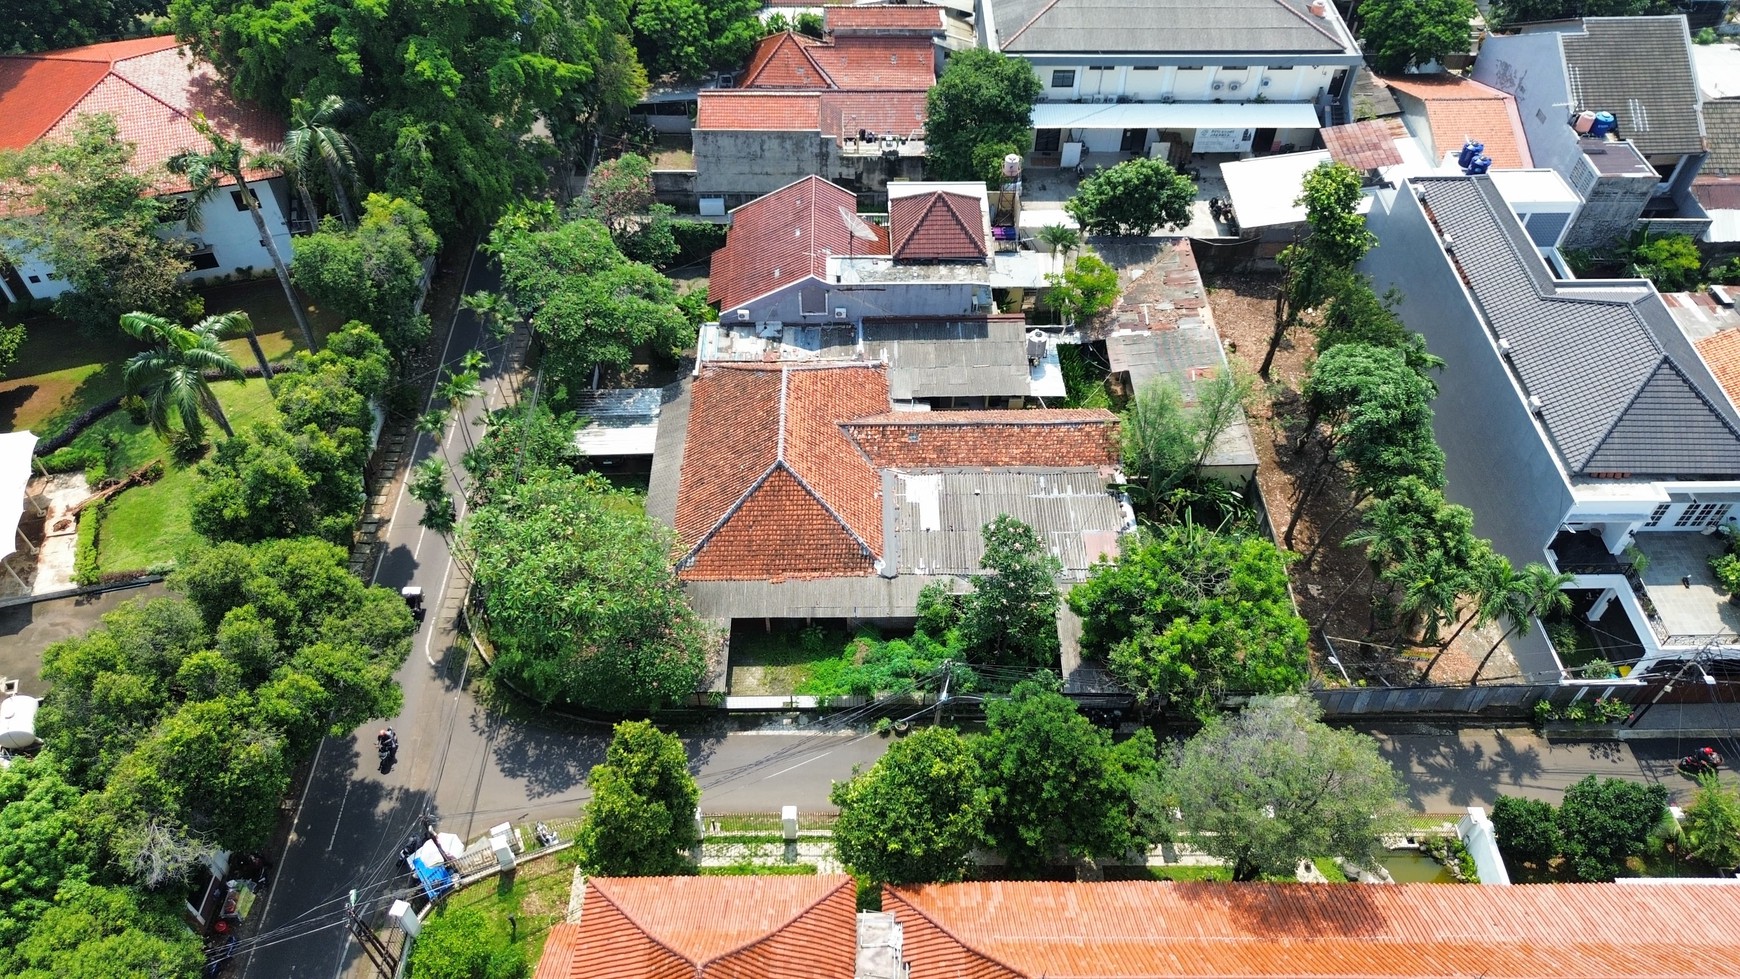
[1205,270,1519,686]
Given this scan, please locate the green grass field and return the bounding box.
[433,852,577,968]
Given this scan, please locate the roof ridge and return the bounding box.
[777,365,789,459]
[697,876,856,970]
[1266,0,1348,47]
[678,458,786,568]
[782,458,877,561]
[16,57,123,146]
[882,888,1027,979]
[585,879,700,972]
[999,0,1064,50]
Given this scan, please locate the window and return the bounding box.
[1645,503,1671,527]
[1133,66,1159,71]
[1050,70,1075,88]
[1674,503,1730,528]
[1089,65,1114,71]
[230,188,259,211]
[190,250,221,271]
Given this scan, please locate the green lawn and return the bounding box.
[433,852,577,968]
[726,621,855,696]
[0,279,344,439]
[94,377,280,574]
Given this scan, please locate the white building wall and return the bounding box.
[1035,62,1337,105]
[730,278,984,326]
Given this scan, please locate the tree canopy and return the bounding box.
[958,516,1063,670]
[408,906,527,979]
[170,0,646,235]
[1358,0,1477,75]
[1164,696,1408,880]
[291,194,440,358]
[1264,161,1376,378]
[1,1,168,55]
[462,470,710,712]
[1556,775,1668,881]
[0,115,198,328]
[1487,0,1675,28]
[976,681,1163,870]
[1041,254,1120,324]
[830,727,989,886]
[1681,776,1740,871]
[924,49,1042,181]
[1070,523,1309,719]
[576,721,700,877]
[628,0,763,81]
[1064,158,1196,236]
[1490,794,1562,867]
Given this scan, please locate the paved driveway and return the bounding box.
[0,581,167,691]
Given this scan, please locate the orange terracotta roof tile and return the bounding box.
[696,91,825,131]
[674,363,888,581]
[845,410,1119,469]
[889,191,987,261]
[824,5,946,34]
[805,36,936,90]
[1696,329,1740,409]
[888,880,1740,979]
[1319,119,1404,170]
[818,90,928,138]
[0,36,282,193]
[741,32,835,90]
[709,175,888,311]
[543,875,859,979]
[1378,74,1532,170]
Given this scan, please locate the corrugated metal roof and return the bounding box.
[863,317,1032,400]
[1415,176,1740,476]
[892,469,1123,576]
[991,0,1357,55]
[573,388,663,457]
[888,879,1740,979]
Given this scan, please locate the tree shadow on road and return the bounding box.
[1368,727,1545,811]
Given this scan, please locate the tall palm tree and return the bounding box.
[283,96,361,228]
[1417,549,1511,685]
[169,114,317,353]
[1470,563,1576,685]
[202,310,272,380]
[438,368,483,452]
[1037,224,1081,271]
[120,311,246,441]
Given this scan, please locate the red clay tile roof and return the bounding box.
[674,363,889,581]
[824,5,946,34]
[818,90,929,138]
[0,36,282,192]
[539,875,859,979]
[1695,174,1740,211]
[888,880,1740,979]
[845,410,1119,469]
[1319,119,1404,170]
[1377,74,1533,170]
[709,175,889,311]
[805,36,936,90]
[741,32,835,90]
[889,191,988,261]
[696,91,825,131]
[1696,328,1740,409]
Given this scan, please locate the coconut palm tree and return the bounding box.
[438,368,483,452]
[1470,563,1576,685]
[202,310,273,380]
[169,113,317,353]
[120,311,246,442]
[1417,548,1511,685]
[283,95,361,228]
[1037,223,1081,270]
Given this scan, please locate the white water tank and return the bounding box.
[0,695,40,751]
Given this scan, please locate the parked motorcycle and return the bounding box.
[1678,746,1723,777]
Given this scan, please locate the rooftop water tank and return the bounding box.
[1590,111,1617,137]
[1457,141,1485,168]
[1002,154,1023,179]
[1573,111,1597,134]
[0,695,39,751]
[1463,155,1493,176]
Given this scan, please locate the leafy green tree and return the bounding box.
[0,757,95,950]
[410,907,527,979]
[830,727,989,886]
[576,153,655,238]
[976,681,1163,870]
[283,95,360,227]
[463,404,583,504]
[1358,0,1476,74]
[272,323,390,434]
[291,194,439,357]
[1041,253,1120,325]
[972,141,1023,191]
[0,1,169,55]
[576,720,700,876]
[1345,477,1483,644]
[1489,794,1562,867]
[0,324,23,382]
[1036,223,1080,269]
[171,113,315,351]
[1070,523,1309,719]
[1165,695,1408,881]
[1064,158,1196,236]
[924,49,1042,181]
[171,0,644,236]
[7,882,203,979]
[0,114,198,328]
[1316,272,1443,383]
[1626,232,1704,293]
[628,0,762,80]
[1487,0,1675,28]
[1681,775,1740,870]
[1120,380,1198,505]
[1264,161,1375,378]
[487,204,693,385]
[1556,775,1668,881]
[463,471,710,712]
[192,421,367,544]
[959,516,1062,669]
[620,203,680,269]
[119,311,246,442]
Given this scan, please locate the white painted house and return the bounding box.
[974,0,1362,167]
[0,36,293,305]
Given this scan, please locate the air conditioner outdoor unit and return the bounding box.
[1211,81,1224,90]
[1228,81,1241,91]
[833,306,848,319]
[735,308,751,321]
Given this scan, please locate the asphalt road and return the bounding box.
[236,250,894,979]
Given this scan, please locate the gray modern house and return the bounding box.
[1472,16,1711,249]
[1364,175,1740,681]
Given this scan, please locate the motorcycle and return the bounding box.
[377,729,399,770]
[1677,747,1723,777]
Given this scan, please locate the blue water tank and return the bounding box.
[1463,155,1493,176]
[1457,140,1485,168]
[1590,111,1617,137]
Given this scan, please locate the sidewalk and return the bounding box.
[1615,700,1740,740]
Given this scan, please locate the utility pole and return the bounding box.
[346,890,399,979]
[934,661,952,727]
[1625,641,1715,728]
[423,814,457,875]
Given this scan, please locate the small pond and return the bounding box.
[1378,851,1456,884]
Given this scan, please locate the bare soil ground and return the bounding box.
[1204,270,1517,687]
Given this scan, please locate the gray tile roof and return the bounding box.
[1704,100,1740,176]
[989,0,1356,56]
[1416,176,1740,477]
[862,316,1034,400]
[1562,17,1705,158]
